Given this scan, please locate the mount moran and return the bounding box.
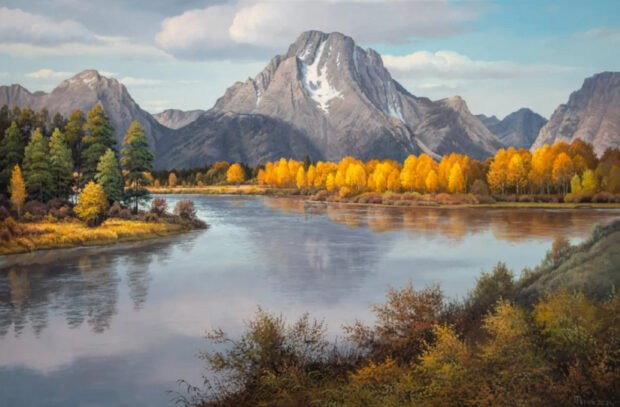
[0,31,618,169]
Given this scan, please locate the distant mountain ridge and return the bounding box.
[532,72,620,154]
[0,70,172,163]
[478,108,547,149]
[153,109,205,129]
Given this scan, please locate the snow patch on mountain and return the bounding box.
[300,40,343,114]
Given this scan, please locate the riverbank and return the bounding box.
[149,185,620,209]
[0,218,202,255]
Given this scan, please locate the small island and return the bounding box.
[0,105,206,256]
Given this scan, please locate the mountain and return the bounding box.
[160,30,502,167]
[157,112,322,169]
[0,70,172,164]
[481,108,547,149]
[476,114,500,128]
[531,72,620,155]
[153,108,205,129]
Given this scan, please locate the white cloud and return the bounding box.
[0,7,95,46]
[26,68,73,79]
[581,27,620,43]
[0,8,171,60]
[155,0,480,60]
[382,50,572,79]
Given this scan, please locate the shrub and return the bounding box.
[174,200,197,220]
[150,197,168,216]
[144,212,159,223]
[108,201,123,218]
[0,206,10,221]
[119,208,133,220]
[47,198,65,210]
[592,191,613,203]
[24,200,47,218]
[470,179,489,196]
[49,205,72,220]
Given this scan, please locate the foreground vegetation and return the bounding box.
[175,220,620,406]
[0,197,207,255]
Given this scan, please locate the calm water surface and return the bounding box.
[0,195,618,406]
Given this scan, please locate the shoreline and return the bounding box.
[0,218,205,256]
[148,186,620,210]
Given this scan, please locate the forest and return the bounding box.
[152,140,620,204]
[175,220,620,406]
[0,105,205,253]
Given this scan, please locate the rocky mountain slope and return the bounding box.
[153,108,205,129]
[481,108,547,149]
[159,30,502,167]
[0,70,172,163]
[531,72,620,154]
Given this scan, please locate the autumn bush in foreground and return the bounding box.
[176,222,620,407]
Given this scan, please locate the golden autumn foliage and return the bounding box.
[149,139,618,202]
[0,218,186,255]
[74,181,108,226]
[226,163,245,184]
[9,164,26,218]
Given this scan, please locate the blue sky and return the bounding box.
[0,0,618,118]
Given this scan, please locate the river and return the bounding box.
[0,195,618,406]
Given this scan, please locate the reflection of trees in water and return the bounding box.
[264,199,617,243]
[125,251,153,310]
[0,235,182,336]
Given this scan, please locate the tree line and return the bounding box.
[1,104,153,224]
[154,140,619,202]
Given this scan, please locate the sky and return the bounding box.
[0,0,618,118]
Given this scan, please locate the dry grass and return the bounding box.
[0,219,188,255]
[147,184,298,195]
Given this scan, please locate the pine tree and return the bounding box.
[23,128,53,202]
[9,165,26,219]
[0,122,24,191]
[120,121,153,212]
[64,109,85,171]
[49,128,74,200]
[81,105,116,183]
[95,148,124,204]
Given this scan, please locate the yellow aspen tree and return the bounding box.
[325,173,335,192]
[168,172,177,187]
[581,169,598,196]
[552,152,575,194]
[257,169,267,185]
[387,168,400,192]
[306,165,316,187]
[448,162,465,193]
[296,166,306,189]
[570,174,582,194]
[226,163,245,184]
[9,164,26,219]
[75,181,108,226]
[425,169,439,193]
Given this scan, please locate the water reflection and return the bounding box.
[263,198,616,243]
[0,235,193,337]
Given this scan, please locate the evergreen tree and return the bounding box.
[64,109,85,171]
[95,148,124,204]
[0,122,24,191]
[81,104,115,184]
[9,164,26,219]
[121,121,153,212]
[23,128,53,202]
[49,128,74,200]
